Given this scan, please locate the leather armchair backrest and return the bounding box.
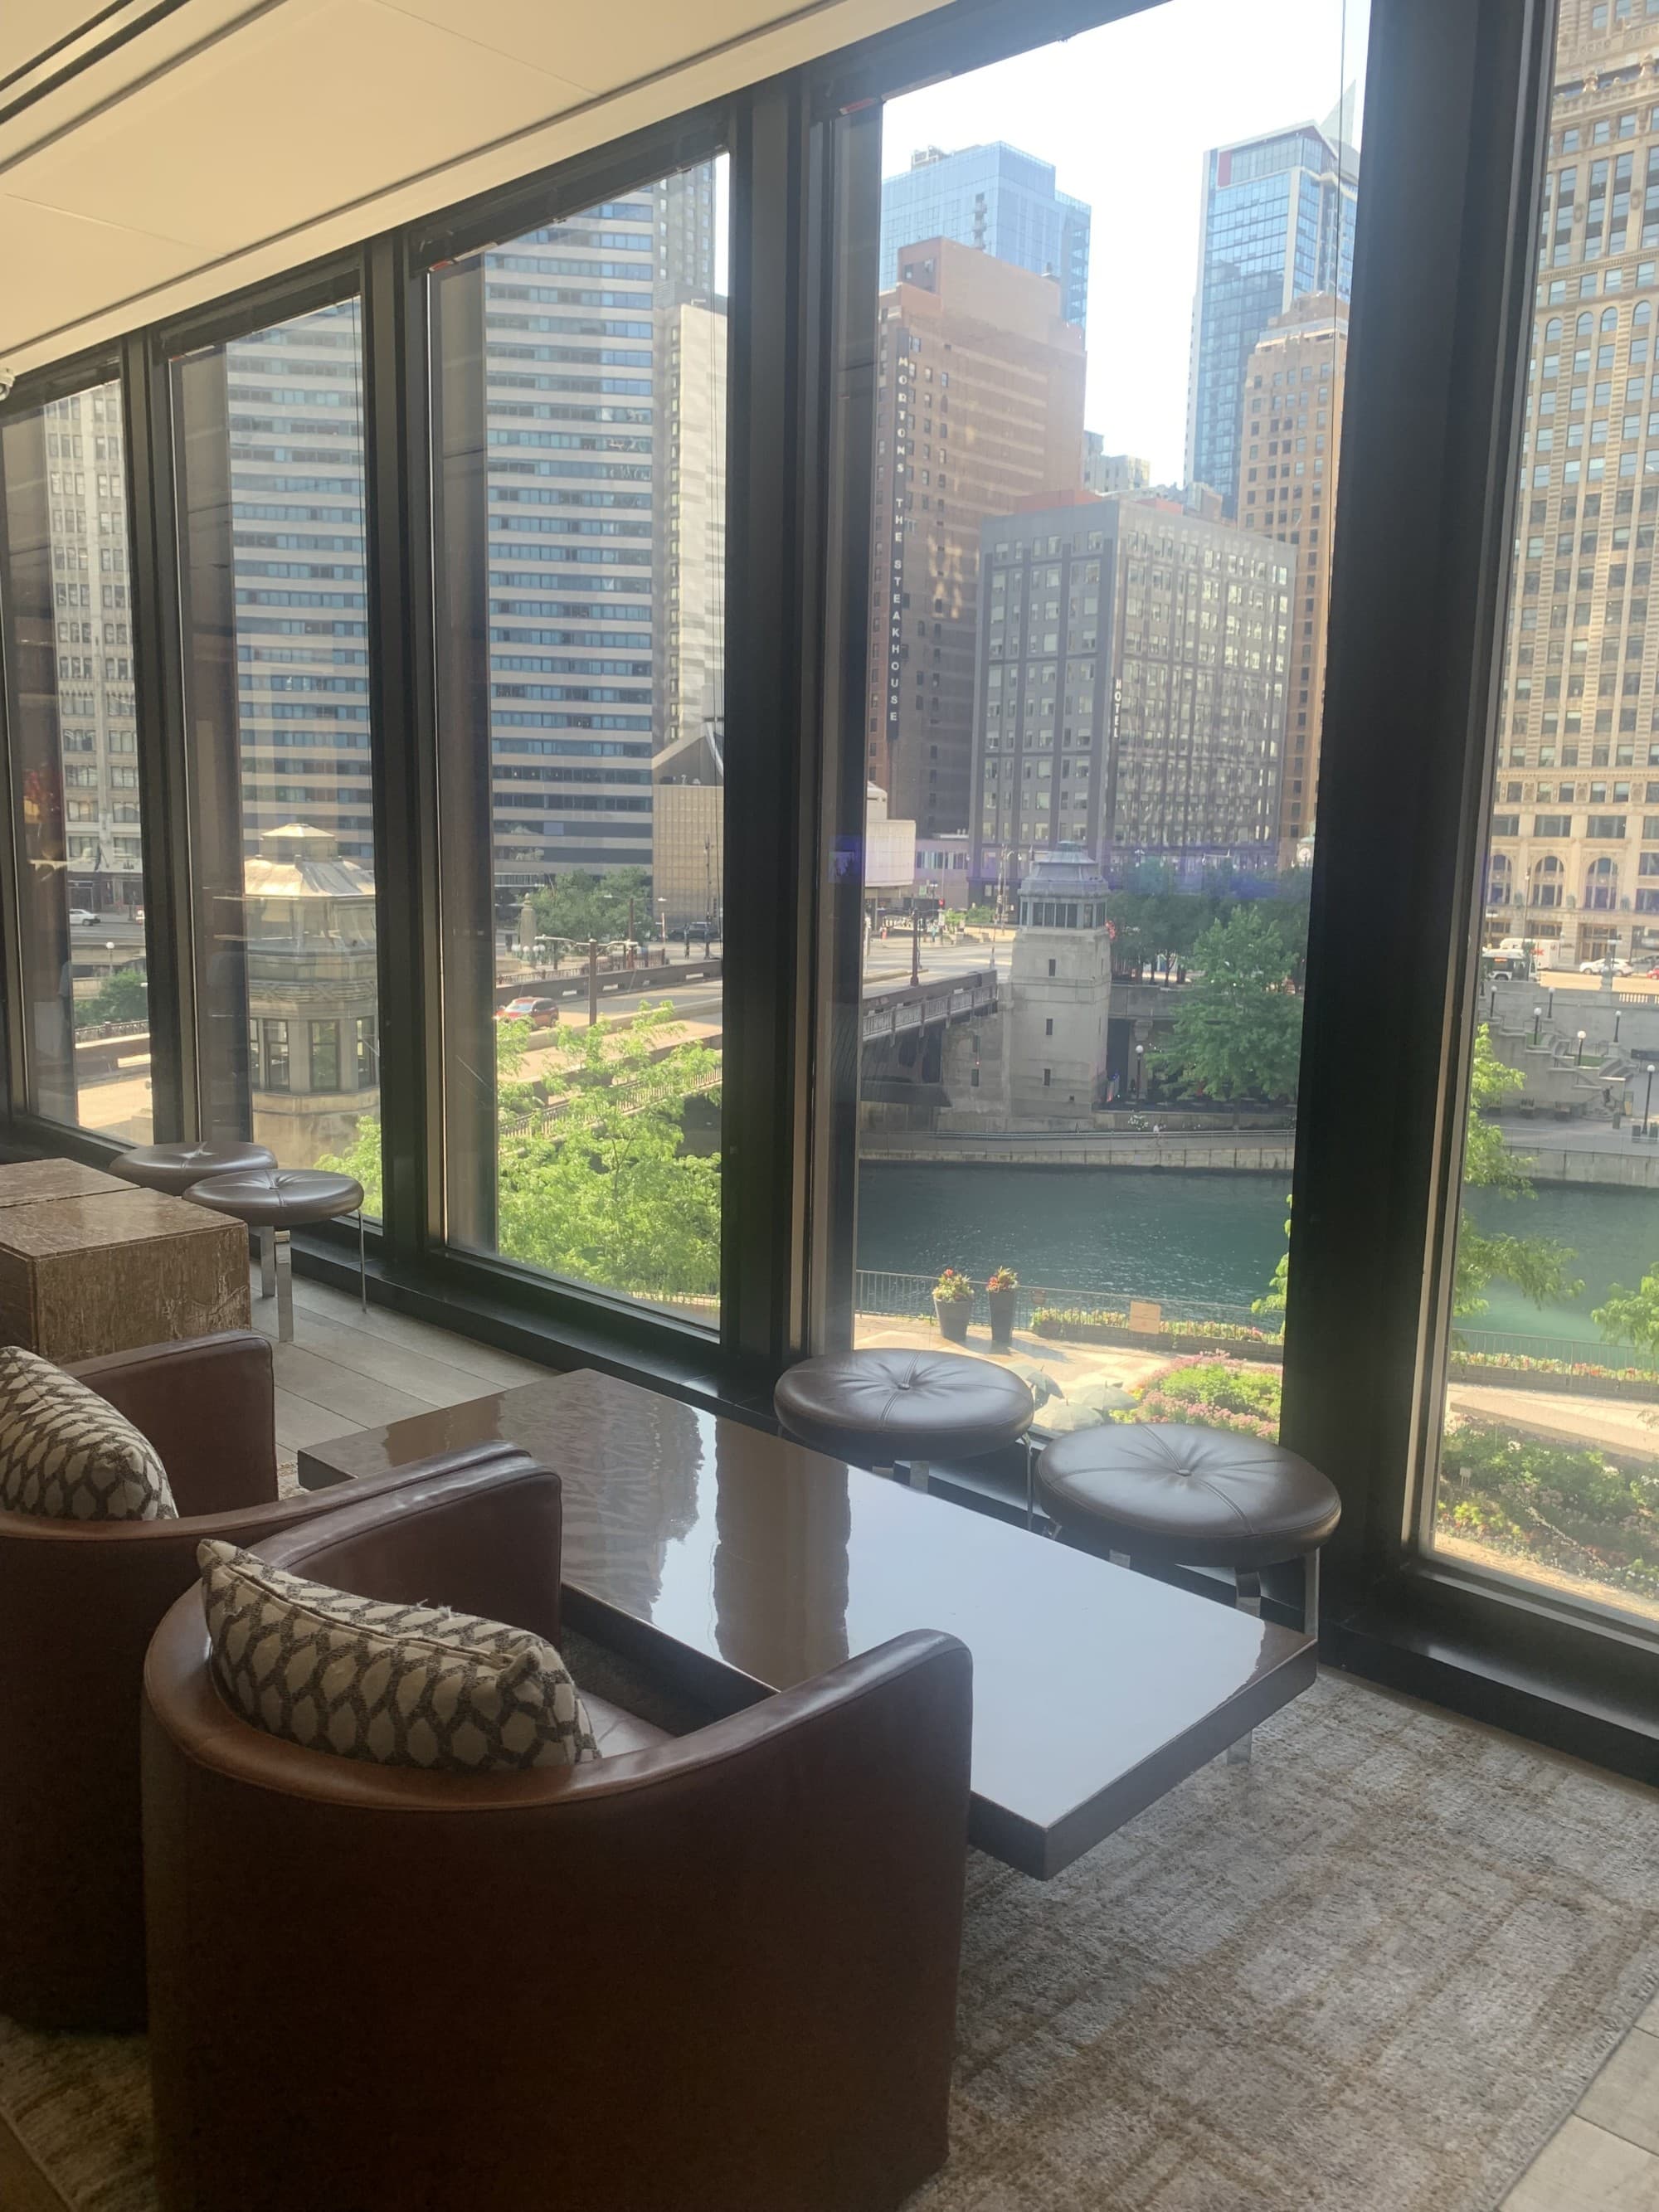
[0,1434,535,2030]
[255,1456,565,1646]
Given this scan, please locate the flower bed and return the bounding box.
[1030,1308,1284,1360]
[1437,1418,1659,1601]
[1117,1357,1283,1441]
[1447,1350,1659,1400]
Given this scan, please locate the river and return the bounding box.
[855,1160,1659,1346]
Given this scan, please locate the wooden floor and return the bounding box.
[2,1278,1657,2209]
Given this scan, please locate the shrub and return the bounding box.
[1124,1357,1282,1441]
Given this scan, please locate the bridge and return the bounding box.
[860,968,999,1096]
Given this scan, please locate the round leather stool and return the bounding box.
[114,1140,275,1198]
[1033,1422,1340,1762]
[188,1168,366,1341]
[774,1349,1035,1495]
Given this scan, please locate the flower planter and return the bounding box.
[986,1286,1017,1349]
[933,1293,971,1344]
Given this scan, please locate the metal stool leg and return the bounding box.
[1108,1548,1131,1568]
[274,1228,294,1344]
[1304,1548,1321,1642]
[1226,1568,1262,1766]
[1025,1435,1036,1531]
[872,1463,896,1483]
[258,1227,276,1300]
[908,1459,930,1494]
[358,1208,367,1313]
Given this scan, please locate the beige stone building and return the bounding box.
[651,780,722,932]
[1236,293,1346,858]
[866,238,1086,840]
[654,299,727,778]
[241,823,380,1168]
[1486,7,1659,964]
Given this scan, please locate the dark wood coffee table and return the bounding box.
[299,1368,1317,1877]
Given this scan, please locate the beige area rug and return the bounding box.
[1,1670,1655,2212]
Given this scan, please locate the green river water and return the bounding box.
[855,1161,1659,1348]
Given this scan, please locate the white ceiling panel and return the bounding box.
[0,193,200,338]
[372,0,737,94]
[0,0,123,87]
[11,0,591,255]
[0,0,952,378]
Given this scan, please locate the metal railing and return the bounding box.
[852,1269,1267,1334]
[1452,1326,1659,1373]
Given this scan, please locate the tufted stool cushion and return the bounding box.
[775,1349,1034,1466]
[114,1141,276,1198]
[1034,1422,1340,1569]
[187,1168,363,1230]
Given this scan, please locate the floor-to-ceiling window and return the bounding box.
[170,296,381,1182]
[0,373,151,1141]
[841,0,1365,1445]
[426,151,730,1325]
[1421,1,1659,1632]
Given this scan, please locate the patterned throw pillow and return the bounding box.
[0,1346,176,1521]
[197,1540,600,1772]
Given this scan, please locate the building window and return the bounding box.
[310,1020,341,1094]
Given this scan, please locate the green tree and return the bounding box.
[1454,1024,1580,1317]
[1592,1267,1659,1361]
[530,867,653,950]
[1155,905,1304,1101]
[320,1003,720,1300]
[1249,1023,1578,1325]
[1253,1195,1292,1317]
[75,965,148,1029]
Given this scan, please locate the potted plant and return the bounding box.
[932,1266,974,1344]
[985,1266,1019,1349]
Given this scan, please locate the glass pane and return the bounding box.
[429,154,727,1325]
[171,299,380,1185]
[0,377,151,1140]
[847,5,1365,1441]
[1427,8,1659,1627]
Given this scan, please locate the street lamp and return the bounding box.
[1577,1028,1588,1066]
[1646,1063,1656,1133]
[1135,1043,1146,1099]
[1532,1004,1543,1045]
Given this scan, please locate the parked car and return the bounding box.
[494,995,560,1029]
[1579,957,1633,975]
[67,908,98,926]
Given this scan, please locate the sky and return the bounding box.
[882,0,1370,482]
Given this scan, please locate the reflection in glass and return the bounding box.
[429,156,728,1324]
[171,301,380,1186]
[0,377,151,1140]
[1429,2,1659,1626]
[848,5,1365,1440]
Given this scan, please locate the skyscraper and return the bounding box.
[880,143,1092,328]
[1485,4,1659,966]
[867,238,1086,839]
[41,383,141,912]
[221,300,373,866]
[1185,113,1356,513]
[1236,292,1347,855]
[971,491,1290,892]
[482,163,719,901]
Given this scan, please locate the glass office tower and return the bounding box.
[879,142,1092,328]
[1185,115,1357,514]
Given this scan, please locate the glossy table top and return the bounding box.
[300,1368,1316,1875]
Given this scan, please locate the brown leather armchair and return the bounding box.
[0,1329,528,2031]
[144,1456,974,2212]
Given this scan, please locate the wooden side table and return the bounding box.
[0,1189,251,1363]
